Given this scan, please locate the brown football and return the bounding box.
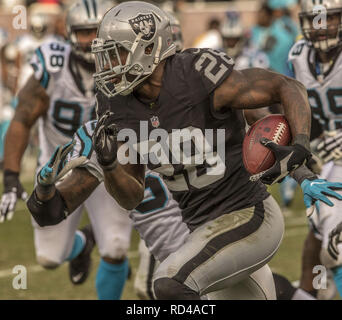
[243,114,292,175]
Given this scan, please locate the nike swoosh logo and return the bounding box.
[72,273,84,283]
[310,181,326,187]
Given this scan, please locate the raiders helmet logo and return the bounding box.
[150,116,160,128]
[129,13,156,41]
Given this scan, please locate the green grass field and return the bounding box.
[0,154,311,300]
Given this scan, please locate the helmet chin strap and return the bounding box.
[151,36,162,73]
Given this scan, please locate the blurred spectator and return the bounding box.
[192,17,222,49]
[251,0,298,76]
[221,11,270,70]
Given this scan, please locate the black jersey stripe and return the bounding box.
[172,201,265,284]
[147,253,156,300]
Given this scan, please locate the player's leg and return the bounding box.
[206,264,276,300]
[314,164,342,299]
[153,195,284,300]
[299,229,322,298]
[32,206,85,269]
[134,239,159,300]
[85,183,132,300]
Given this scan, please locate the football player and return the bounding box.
[288,0,342,298]
[28,119,337,299]
[90,2,342,299]
[0,0,133,300]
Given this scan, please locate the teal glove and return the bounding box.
[301,179,342,217]
[38,140,86,186]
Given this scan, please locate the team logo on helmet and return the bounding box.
[150,115,160,128]
[129,13,156,41]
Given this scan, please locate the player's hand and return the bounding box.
[328,221,342,261]
[37,140,85,186]
[317,131,342,163]
[0,170,28,222]
[92,111,118,169]
[249,138,312,185]
[301,178,342,217]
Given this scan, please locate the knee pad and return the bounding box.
[98,236,129,261]
[153,277,199,300]
[36,255,60,270]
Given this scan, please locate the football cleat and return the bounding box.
[69,225,96,285]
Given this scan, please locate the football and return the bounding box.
[243,114,292,175]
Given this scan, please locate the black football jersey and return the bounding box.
[96,48,269,230]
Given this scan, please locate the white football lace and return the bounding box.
[272,122,286,144]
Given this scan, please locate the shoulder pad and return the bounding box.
[30,40,70,90]
[288,39,307,61]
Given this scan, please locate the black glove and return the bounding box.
[0,170,28,222]
[92,111,119,169]
[250,138,312,185]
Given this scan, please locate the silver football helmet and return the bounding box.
[92,1,176,97]
[165,11,183,52]
[66,0,116,63]
[29,11,49,39]
[299,0,342,52]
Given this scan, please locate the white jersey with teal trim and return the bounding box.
[68,121,190,262]
[288,40,342,132]
[30,39,96,169]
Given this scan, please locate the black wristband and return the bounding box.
[293,134,311,151]
[27,189,69,227]
[290,165,318,185]
[3,170,20,192]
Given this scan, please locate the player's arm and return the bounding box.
[28,168,100,227]
[0,75,49,222]
[4,75,49,172]
[214,68,311,146]
[92,112,145,210]
[214,68,312,184]
[27,140,97,227]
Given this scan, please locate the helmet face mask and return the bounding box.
[93,38,146,97]
[299,0,342,53]
[92,1,176,98]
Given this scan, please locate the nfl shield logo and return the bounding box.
[150,116,160,128]
[129,13,156,41]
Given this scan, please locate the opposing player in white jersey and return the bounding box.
[288,0,342,298]
[0,0,133,300]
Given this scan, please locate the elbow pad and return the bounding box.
[26,189,69,227]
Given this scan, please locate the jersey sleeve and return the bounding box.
[180,48,235,102]
[30,40,69,94]
[67,121,104,182]
[288,39,306,77]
